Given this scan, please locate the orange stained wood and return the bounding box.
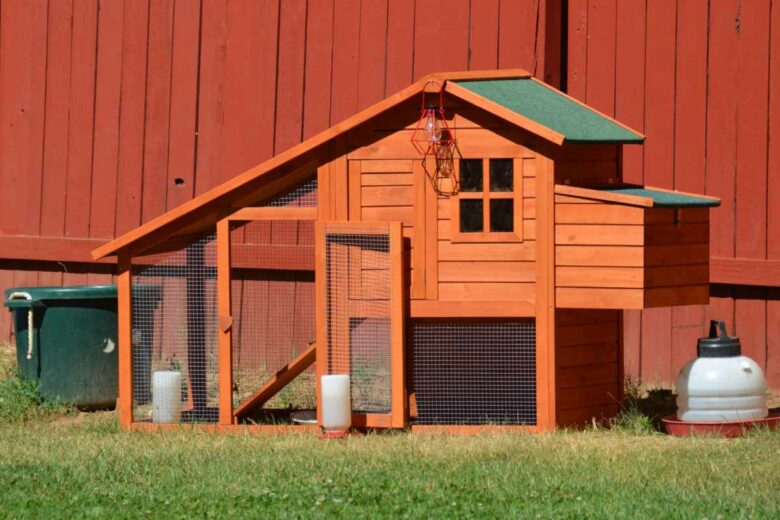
[233,342,316,420]
[553,184,654,207]
[389,221,406,427]
[423,157,439,299]
[314,221,327,427]
[554,309,621,428]
[116,253,133,428]
[226,206,317,221]
[411,158,427,299]
[216,218,233,425]
[534,153,556,430]
[410,299,535,318]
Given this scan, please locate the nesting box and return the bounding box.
[93,69,719,433]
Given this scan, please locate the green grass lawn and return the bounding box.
[1,341,779,518]
[0,415,778,518]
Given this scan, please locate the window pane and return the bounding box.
[489,159,513,192]
[459,159,483,192]
[459,199,484,232]
[490,199,514,232]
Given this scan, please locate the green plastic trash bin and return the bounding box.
[3,285,118,409]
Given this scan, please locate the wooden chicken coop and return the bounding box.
[92,69,719,433]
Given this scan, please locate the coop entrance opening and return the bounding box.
[317,222,406,428]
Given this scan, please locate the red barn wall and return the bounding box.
[565,0,780,388]
[1,0,778,389]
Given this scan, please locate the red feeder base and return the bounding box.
[661,412,780,438]
[320,430,348,439]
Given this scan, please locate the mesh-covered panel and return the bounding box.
[409,320,536,425]
[131,232,218,423]
[325,227,392,414]
[231,220,316,417]
[259,176,317,207]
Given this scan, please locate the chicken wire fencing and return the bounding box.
[324,227,393,415]
[408,320,536,425]
[131,231,218,423]
[230,219,316,421]
[257,175,318,207]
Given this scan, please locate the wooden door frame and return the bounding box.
[315,220,407,429]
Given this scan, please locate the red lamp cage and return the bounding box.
[411,81,456,159]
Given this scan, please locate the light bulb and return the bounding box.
[425,108,442,142]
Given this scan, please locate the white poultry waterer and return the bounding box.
[675,320,768,422]
[320,374,351,438]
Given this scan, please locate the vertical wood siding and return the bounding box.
[567,0,780,387]
[0,1,777,392]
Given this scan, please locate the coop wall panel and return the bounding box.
[555,309,621,427]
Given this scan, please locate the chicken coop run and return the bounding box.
[93,69,719,433]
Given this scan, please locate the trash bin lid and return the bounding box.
[3,285,117,308]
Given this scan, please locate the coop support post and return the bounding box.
[117,252,134,428]
[217,218,234,425]
[535,154,556,431]
[389,222,407,428]
[314,221,327,427]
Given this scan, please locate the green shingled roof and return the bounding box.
[599,187,720,207]
[454,78,644,143]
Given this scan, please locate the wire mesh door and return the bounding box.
[316,222,405,428]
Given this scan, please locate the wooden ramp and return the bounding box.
[233,342,316,420]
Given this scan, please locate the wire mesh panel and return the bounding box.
[131,232,218,423]
[258,175,318,207]
[324,226,393,415]
[230,219,316,419]
[409,320,536,425]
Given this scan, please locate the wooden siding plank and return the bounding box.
[141,0,174,223]
[438,241,535,262]
[361,186,415,207]
[556,287,643,309]
[115,0,150,235]
[384,0,415,94]
[438,282,535,302]
[89,0,124,238]
[555,204,644,225]
[439,261,536,283]
[361,173,414,187]
[302,0,334,139]
[40,0,74,238]
[556,245,644,267]
[556,266,644,289]
[585,0,617,116]
[555,224,644,246]
[0,0,47,236]
[274,0,307,154]
[357,0,388,110]
[413,0,470,78]
[469,0,499,70]
[330,0,360,123]
[360,160,413,173]
[165,0,201,211]
[614,0,646,185]
[410,299,534,318]
[498,0,537,70]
